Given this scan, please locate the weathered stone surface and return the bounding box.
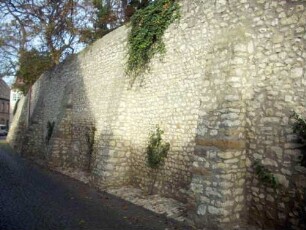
[196,138,245,151]
[7,0,306,230]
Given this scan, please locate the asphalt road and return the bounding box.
[0,138,191,230]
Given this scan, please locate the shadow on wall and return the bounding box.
[246,82,306,229]
[44,55,131,189]
[7,32,196,203]
[8,55,98,178]
[128,137,194,202]
[7,96,28,153]
[9,46,134,190]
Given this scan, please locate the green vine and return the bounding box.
[291,111,306,166]
[254,160,279,189]
[147,126,170,169]
[46,121,55,144]
[13,99,20,115]
[85,126,96,171]
[127,0,180,79]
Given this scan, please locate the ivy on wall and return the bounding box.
[291,111,306,167]
[46,121,55,144]
[85,125,96,172]
[127,0,180,79]
[13,99,20,115]
[254,160,279,189]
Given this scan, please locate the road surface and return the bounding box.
[0,138,191,230]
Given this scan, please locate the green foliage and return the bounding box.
[291,112,306,141]
[127,0,180,78]
[81,0,120,43]
[85,125,96,171]
[147,126,170,169]
[46,121,55,144]
[13,99,20,116]
[125,0,152,22]
[129,0,152,10]
[13,49,53,95]
[291,111,306,166]
[254,160,279,189]
[93,0,115,38]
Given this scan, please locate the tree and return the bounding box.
[80,0,154,44]
[0,0,154,87]
[13,49,53,94]
[80,0,127,43]
[0,1,29,80]
[0,0,93,78]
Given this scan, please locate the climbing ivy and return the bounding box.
[13,99,20,115]
[46,121,55,144]
[127,0,180,79]
[254,160,279,189]
[85,125,96,171]
[291,111,306,166]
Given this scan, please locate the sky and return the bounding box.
[3,76,14,87]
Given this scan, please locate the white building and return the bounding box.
[10,89,23,124]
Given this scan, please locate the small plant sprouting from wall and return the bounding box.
[127,0,180,79]
[291,111,306,167]
[13,99,20,115]
[85,126,96,172]
[147,126,170,169]
[254,159,279,189]
[146,125,170,194]
[46,121,55,144]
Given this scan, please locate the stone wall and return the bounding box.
[243,0,306,228]
[185,0,306,229]
[8,0,306,229]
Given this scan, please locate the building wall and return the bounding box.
[7,0,306,229]
[0,79,10,127]
[10,90,23,124]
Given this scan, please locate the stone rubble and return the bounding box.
[107,186,187,222]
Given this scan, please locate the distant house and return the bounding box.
[0,79,10,127]
[10,89,23,124]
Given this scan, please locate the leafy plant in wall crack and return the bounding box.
[291,111,306,167]
[13,99,20,116]
[85,126,96,172]
[147,126,170,169]
[254,159,279,189]
[127,0,180,80]
[146,125,170,194]
[46,121,55,144]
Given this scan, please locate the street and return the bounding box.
[0,138,191,230]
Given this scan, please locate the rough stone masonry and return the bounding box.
[8,0,306,229]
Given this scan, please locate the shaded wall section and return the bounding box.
[186,0,306,229]
[7,0,306,229]
[7,11,204,199]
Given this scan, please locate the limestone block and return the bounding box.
[208,206,222,215]
[270,146,283,158]
[197,205,207,215]
[291,67,303,79]
[275,174,289,188]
